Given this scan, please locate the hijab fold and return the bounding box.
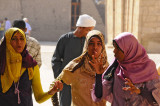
[60,30,109,77]
[113,32,158,83]
[0,28,37,93]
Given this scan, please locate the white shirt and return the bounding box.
[25,22,32,35]
[5,20,11,30]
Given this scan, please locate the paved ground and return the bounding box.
[33,41,160,106]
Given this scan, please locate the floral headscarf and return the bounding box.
[114,32,158,83]
[60,30,109,77]
[0,28,37,93]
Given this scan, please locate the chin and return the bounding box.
[16,50,23,53]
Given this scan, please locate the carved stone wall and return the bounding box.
[105,0,160,53]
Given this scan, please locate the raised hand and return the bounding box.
[48,80,63,95]
[89,52,105,74]
[122,78,140,94]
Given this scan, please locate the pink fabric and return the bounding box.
[14,82,21,104]
[114,32,158,83]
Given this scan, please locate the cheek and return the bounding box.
[22,42,26,49]
[120,52,125,61]
[87,46,92,54]
[10,42,17,49]
[97,46,102,53]
[113,48,116,55]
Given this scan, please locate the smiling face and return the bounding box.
[10,31,25,53]
[88,36,102,59]
[113,41,125,62]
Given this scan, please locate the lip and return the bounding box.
[17,46,22,49]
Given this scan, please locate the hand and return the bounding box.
[89,53,105,74]
[122,78,140,94]
[48,80,63,95]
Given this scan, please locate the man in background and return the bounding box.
[23,18,32,36]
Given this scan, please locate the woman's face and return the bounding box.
[113,42,125,62]
[10,32,25,53]
[88,37,102,59]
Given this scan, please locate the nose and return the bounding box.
[94,44,98,49]
[16,39,22,45]
[113,48,116,53]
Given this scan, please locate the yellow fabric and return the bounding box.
[0,23,5,31]
[1,28,53,103]
[1,28,27,93]
[57,30,109,106]
[32,65,53,103]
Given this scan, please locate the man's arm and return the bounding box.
[51,35,65,78]
[26,36,42,67]
[34,43,42,67]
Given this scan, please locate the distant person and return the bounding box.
[12,19,42,67]
[0,20,5,40]
[23,18,32,36]
[4,17,11,31]
[51,14,96,106]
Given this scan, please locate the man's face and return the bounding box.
[77,27,94,37]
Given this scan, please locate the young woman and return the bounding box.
[91,32,160,106]
[53,30,109,106]
[0,28,63,106]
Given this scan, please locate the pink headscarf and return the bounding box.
[114,32,158,84]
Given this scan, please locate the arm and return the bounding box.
[51,36,65,78]
[56,68,74,85]
[90,54,113,102]
[32,65,63,103]
[26,37,42,67]
[123,78,159,105]
[33,43,42,67]
[91,74,113,102]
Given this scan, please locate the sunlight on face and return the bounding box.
[77,27,94,37]
[88,36,102,58]
[113,42,125,62]
[10,32,25,53]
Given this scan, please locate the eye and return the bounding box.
[89,42,94,46]
[97,42,102,46]
[20,37,24,40]
[11,37,17,41]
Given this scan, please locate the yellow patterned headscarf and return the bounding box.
[61,30,109,75]
[0,28,34,93]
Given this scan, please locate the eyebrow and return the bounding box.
[89,40,101,42]
[11,31,18,39]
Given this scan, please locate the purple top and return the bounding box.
[91,32,160,105]
[92,72,160,106]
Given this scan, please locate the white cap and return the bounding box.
[23,18,28,22]
[76,14,96,27]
